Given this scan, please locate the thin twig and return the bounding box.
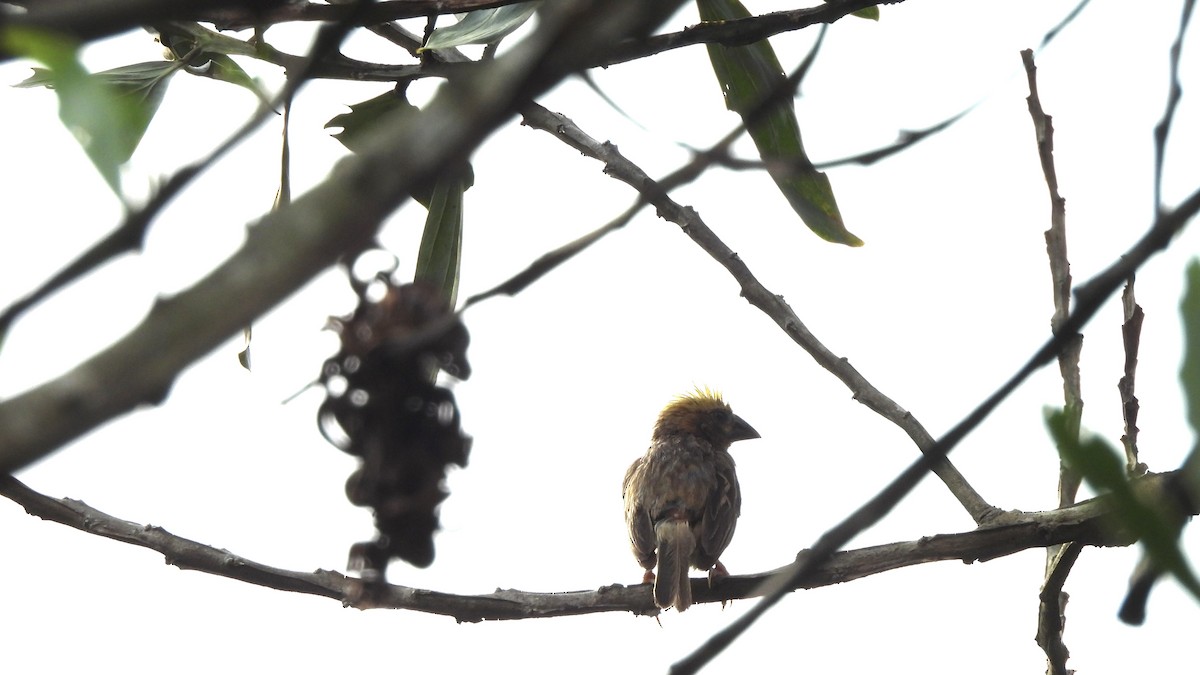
[1039,0,1094,49]
[708,0,1095,174]
[1153,0,1194,215]
[1120,280,1145,475]
[1036,541,1084,675]
[1021,50,1084,504]
[1022,47,1083,675]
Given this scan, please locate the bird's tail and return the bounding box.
[654,519,695,611]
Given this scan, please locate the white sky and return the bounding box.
[1,1,1198,672]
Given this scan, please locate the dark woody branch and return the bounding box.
[0,0,897,69]
[0,0,517,52]
[0,471,1184,622]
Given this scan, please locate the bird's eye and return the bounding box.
[703,408,731,432]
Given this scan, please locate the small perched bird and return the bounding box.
[623,388,760,612]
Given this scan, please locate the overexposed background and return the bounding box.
[1,1,1198,672]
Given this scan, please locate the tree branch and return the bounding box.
[2,0,900,75]
[1036,541,1083,675]
[601,0,898,68]
[1119,282,1145,475]
[1022,47,1083,675]
[0,471,1185,622]
[0,0,523,55]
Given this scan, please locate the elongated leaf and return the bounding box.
[1046,408,1200,602]
[6,29,177,194]
[421,3,539,52]
[696,0,861,246]
[1182,260,1200,440]
[1179,261,1200,496]
[414,174,468,309]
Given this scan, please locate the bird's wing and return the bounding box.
[623,456,657,566]
[698,451,740,565]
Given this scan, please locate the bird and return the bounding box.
[623,387,760,612]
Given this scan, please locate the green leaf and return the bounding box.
[1182,260,1200,439]
[326,89,474,207]
[94,61,179,130]
[326,89,419,155]
[5,28,175,194]
[696,0,861,246]
[1179,260,1200,498]
[421,3,539,52]
[414,173,469,309]
[199,54,271,105]
[1045,408,1200,603]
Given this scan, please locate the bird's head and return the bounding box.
[652,387,760,449]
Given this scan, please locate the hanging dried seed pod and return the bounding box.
[319,278,471,575]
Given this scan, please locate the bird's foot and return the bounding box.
[708,561,729,587]
[709,562,732,608]
[642,569,656,584]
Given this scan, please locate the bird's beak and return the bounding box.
[730,414,760,442]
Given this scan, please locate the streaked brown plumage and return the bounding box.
[623,388,759,612]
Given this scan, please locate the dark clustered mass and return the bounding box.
[318,277,471,577]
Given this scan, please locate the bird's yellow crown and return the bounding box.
[654,386,731,432]
[664,386,727,413]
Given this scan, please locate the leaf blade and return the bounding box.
[696,0,861,246]
[5,29,178,194]
[421,3,539,52]
[414,173,468,309]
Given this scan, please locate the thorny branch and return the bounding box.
[0,471,1188,622]
[1120,283,1145,475]
[1022,47,1082,675]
